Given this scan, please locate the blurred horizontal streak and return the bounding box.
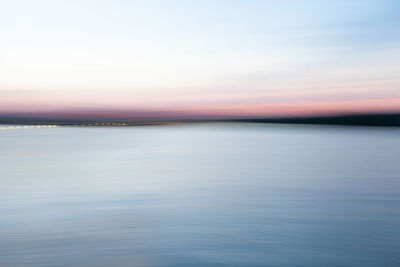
[0,125,59,130]
[0,122,185,130]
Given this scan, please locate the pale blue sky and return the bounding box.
[1,0,399,114]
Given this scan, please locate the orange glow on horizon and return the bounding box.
[1,96,399,119]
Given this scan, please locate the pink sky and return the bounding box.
[1,1,400,120]
[1,89,399,119]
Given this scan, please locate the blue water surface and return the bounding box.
[1,123,400,266]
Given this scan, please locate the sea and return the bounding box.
[1,123,400,266]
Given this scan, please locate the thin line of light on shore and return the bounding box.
[0,122,184,130]
[0,125,59,130]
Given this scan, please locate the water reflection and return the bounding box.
[1,124,400,266]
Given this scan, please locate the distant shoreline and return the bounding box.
[0,113,399,127]
[228,113,400,127]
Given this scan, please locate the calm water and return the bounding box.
[1,123,400,267]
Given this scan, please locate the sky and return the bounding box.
[1,0,400,118]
